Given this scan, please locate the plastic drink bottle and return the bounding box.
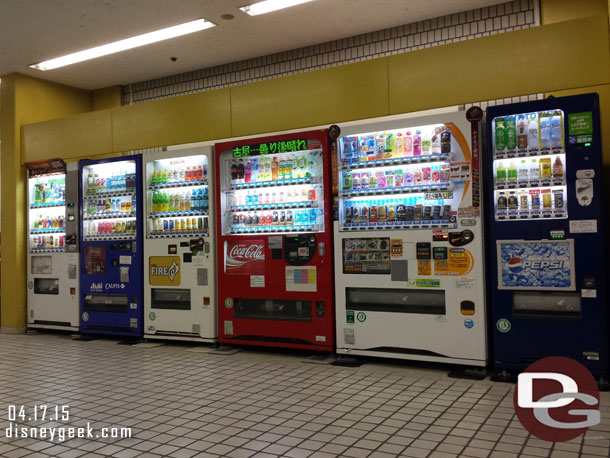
[245,160,252,183]
[528,116,539,149]
[394,133,403,157]
[506,117,517,149]
[413,131,422,156]
[551,113,563,147]
[540,114,551,148]
[404,131,413,156]
[507,162,518,182]
[552,156,564,179]
[529,159,539,181]
[271,157,279,181]
[518,160,529,182]
[384,133,394,159]
[376,134,385,160]
[495,118,506,151]
[441,127,451,154]
[431,127,442,154]
[421,130,432,155]
[517,115,528,149]
[539,158,552,179]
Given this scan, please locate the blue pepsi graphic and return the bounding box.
[464,319,474,329]
[499,241,573,289]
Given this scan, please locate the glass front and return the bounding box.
[491,110,567,221]
[220,139,325,235]
[29,173,66,252]
[338,123,457,230]
[82,160,137,240]
[146,155,209,238]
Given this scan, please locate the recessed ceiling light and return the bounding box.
[240,0,314,17]
[30,18,216,71]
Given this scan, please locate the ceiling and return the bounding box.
[0,0,505,90]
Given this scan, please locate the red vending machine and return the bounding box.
[215,129,336,351]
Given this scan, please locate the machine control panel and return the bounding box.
[433,247,448,260]
[284,234,317,266]
[416,242,431,260]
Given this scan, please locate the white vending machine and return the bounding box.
[143,144,216,342]
[26,159,80,331]
[334,108,487,366]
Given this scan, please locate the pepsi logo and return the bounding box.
[508,257,523,272]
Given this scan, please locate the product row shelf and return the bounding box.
[150,210,209,218]
[230,201,317,213]
[230,224,318,234]
[149,231,209,238]
[83,212,136,220]
[85,189,136,199]
[341,220,457,230]
[30,229,65,234]
[148,179,208,190]
[340,153,451,170]
[30,202,65,209]
[340,184,453,198]
[496,210,567,220]
[229,176,317,191]
[494,146,564,160]
[495,178,565,190]
[84,234,137,241]
[30,248,65,254]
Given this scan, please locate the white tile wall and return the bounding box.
[122,0,540,105]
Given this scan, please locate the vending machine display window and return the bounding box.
[33,278,59,295]
[82,161,138,241]
[29,173,67,253]
[219,141,325,235]
[491,110,567,221]
[338,124,457,231]
[146,155,209,238]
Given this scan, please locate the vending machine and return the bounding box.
[334,109,487,366]
[26,159,80,331]
[215,129,336,351]
[79,155,143,337]
[143,144,216,342]
[487,93,608,377]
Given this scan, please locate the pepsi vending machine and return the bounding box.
[486,93,607,379]
[79,155,143,336]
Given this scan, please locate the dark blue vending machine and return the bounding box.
[79,155,143,337]
[486,93,607,380]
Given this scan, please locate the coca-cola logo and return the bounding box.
[228,244,264,261]
[226,240,265,274]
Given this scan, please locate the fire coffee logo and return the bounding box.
[149,256,181,286]
[514,356,600,442]
[225,240,265,275]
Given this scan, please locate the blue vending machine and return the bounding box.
[486,93,607,380]
[79,155,143,337]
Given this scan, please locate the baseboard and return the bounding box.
[0,327,27,334]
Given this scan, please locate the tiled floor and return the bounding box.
[0,334,609,458]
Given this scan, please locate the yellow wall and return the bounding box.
[2,6,610,330]
[541,0,608,24]
[21,14,610,161]
[0,74,92,331]
[91,85,122,111]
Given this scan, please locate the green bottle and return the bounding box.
[495,118,506,151]
[506,117,517,150]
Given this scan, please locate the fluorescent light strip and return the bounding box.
[30,19,215,71]
[240,0,313,16]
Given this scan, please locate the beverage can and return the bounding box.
[345,206,352,223]
[542,191,552,209]
[553,190,564,209]
[519,192,528,210]
[530,191,541,209]
[279,211,286,224]
[497,192,507,209]
[508,192,518,210]
[287,210,294,224]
